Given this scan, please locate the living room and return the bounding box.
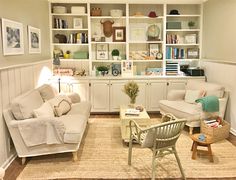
[0,0,236,179]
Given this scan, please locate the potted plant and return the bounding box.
[96,66,109,76]
[123,81,139,106]
[111,49,120,60]
[188,21,195,29]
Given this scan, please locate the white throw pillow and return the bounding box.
[54,99,71,117]
[33,102,54,118]
[184,90,205,104]
[37,84,58,101]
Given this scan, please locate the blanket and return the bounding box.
[195,95,219,112]
[17,118,65,147]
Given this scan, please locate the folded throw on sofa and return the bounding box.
[195,96,219,112]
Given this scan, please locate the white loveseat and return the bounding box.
[159,80,228,134]
[3,84,91,164]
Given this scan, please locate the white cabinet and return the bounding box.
[90,80,110,112]
[134,80,148,108]
[70,81,90,101]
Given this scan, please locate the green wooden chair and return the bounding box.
[128,114,187,180]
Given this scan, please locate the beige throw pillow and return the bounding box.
[37,84,58,101]
[184,90,205,104]
[33,102,54,118]
[54,99,71,117]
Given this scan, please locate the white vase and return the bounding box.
[113,56,118,60]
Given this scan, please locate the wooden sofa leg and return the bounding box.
[22,157,26,165]
[72,152,78,161]
[189,127,193,134]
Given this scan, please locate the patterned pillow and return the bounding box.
[54,99,71,117]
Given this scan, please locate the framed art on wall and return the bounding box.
[96,44,109,60]
[28,26,41,54]
[1,18,24,55]
[113,27,126,42]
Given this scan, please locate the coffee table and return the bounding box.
[120,105,151,142]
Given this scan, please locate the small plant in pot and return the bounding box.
[111,49,120,60]
[188,21,195,29]
[96,66,109,76]
[123,81,139,106]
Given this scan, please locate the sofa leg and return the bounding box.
[22,157,26,165]
[189,127,193,134]
[72,152,78,161]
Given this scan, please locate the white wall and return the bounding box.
[201,0,236,134]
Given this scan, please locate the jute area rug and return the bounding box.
[17,117,236,179]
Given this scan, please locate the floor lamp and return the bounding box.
[53,54,61,93]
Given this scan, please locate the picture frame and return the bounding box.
[28,26,41,54]
[185,34,197,44]
[129,23,147,41]
[187,48,199,59]
[113,26,126,42]
[96,44,109,60]
[149,43,159,59]
[121,60,133,77]
[1,18,24,55]
[73,18,83,29]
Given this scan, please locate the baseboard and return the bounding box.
[230,128,236,136]
[1,153,17,170]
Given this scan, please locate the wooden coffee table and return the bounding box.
[190,133,214,162]
[120,105,150,142]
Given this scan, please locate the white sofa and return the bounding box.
[159,80,228,134]
[3,84,91,164]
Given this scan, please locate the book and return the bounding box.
[125,108,140,116]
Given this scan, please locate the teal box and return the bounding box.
[73,51,88,59]
[166,22,181,29]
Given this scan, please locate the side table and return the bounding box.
[190,133,214,162]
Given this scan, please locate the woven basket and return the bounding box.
[91,8,102,16]
[200,119,230,142]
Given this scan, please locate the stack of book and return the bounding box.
[203,119,222,128]
[166,47,185,59]
[125,108,140,116]
[67,33,88,44]
[166,62,179,75]
[54,18,68,29]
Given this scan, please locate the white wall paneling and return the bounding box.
[0,60,52,168]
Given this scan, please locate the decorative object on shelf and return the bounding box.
[147,24,160,41]
[188,21,196,29]
[129,23,147,41]
[166,21,181,29]
[113,26,126,42]
[133,12,144,17]
[53,6,66,14]
[96,66,109,76]
[187,48,199,59]
[149,43,159,59]
[156,52,163,60]
[148,11,158,18]
[129,51,148,60]
[122,60,133,77]
[91,7,102,16]
[146,68,162,76]
[185,34,197,44]
[53,48,63,58]
[64,50,71,59]
[71,6,85,14]
[55,34,67,43]
[53,54,61,66]
[100,20,114,37]
[1,18,24,55]
[75,69,86,76]
[111,49,120,60]
[28,26,41,54]
[73,18,83,29]
[110,9,123,17]
[112,63,121,76]
[123,81,139,105]
[96,44,109,60]
[169,9,180,15]
[73,51,88,59]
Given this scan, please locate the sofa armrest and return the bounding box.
[66,92,81,104]
[167,90,185,101]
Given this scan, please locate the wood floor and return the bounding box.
[4,114,236,180]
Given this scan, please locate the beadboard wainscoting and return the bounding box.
[0,60,52,168]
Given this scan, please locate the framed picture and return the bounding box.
[187,48,199,59]
[73,18,83,29]
[1,18,24,55]
[121,60,133,77]
[149,43,159,59]
[96,44,109,60]
[28,26,41,54]
[129,23,147,41]
[185,34,197,44]
[113,27,126,42]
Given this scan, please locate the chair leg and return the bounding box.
[22,157,26,165]
[72,151,78,161]
[172,147,186,180]
[151,150,156,180]
[128,138,133,165]
[189,127,193,134]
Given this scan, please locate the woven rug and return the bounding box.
[17,117,236,179]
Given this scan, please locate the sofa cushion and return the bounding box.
[11,90,44,120]
[37,84,58,101]
[57,114,87,143]
[54,99,71,117]
[184,90,205,104]
[67,101,91,119]
[48,95,72,116]
[67,92,81,103]
[33,102,54,118]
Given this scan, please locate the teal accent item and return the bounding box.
[195,96,219,112]
[73,51,88,59]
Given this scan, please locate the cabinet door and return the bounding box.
[110,80,129,112]
[71,81,90,101]
[135,81,148,108]
[167,80,186,93]
[148,80,167,111]
[90,80,110,112]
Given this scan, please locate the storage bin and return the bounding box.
[200,119,230,142]
[73,51,88,59]
[166,22,181,29]
[91,8,102,16]
[71,6,85,14]
[53,6,67,14]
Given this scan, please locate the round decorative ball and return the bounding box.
[0,167,5,179]
[147,24,160,38]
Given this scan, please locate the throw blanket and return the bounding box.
[18,118,65,147]
[195,95,219,112]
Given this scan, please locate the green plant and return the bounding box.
[123,81,139,104]
[96,66,109,72]
[111,49,120,56]
[188,21,195,27]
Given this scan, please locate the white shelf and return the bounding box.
[91,42,126,44]
[132,60,163,62]
[52,28,88,31]
[129,41,163,44]
[90,16,126,19]
[60,59,89,62]
[129,16,164,19]
[166,59,200,62]
[92,60,122,63]
[166,44,199,46]
[53,43,89,46]
[166,29,200,32]
[51,13,88,16]
[166,15,200,17]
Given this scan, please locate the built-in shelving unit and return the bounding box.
[49,1,203,77]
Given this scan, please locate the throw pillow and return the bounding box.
[67,92,81,103]
[33,102,54,118]
[37,84,58,101]
[184,90,205,104]
[54,99,71,117]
